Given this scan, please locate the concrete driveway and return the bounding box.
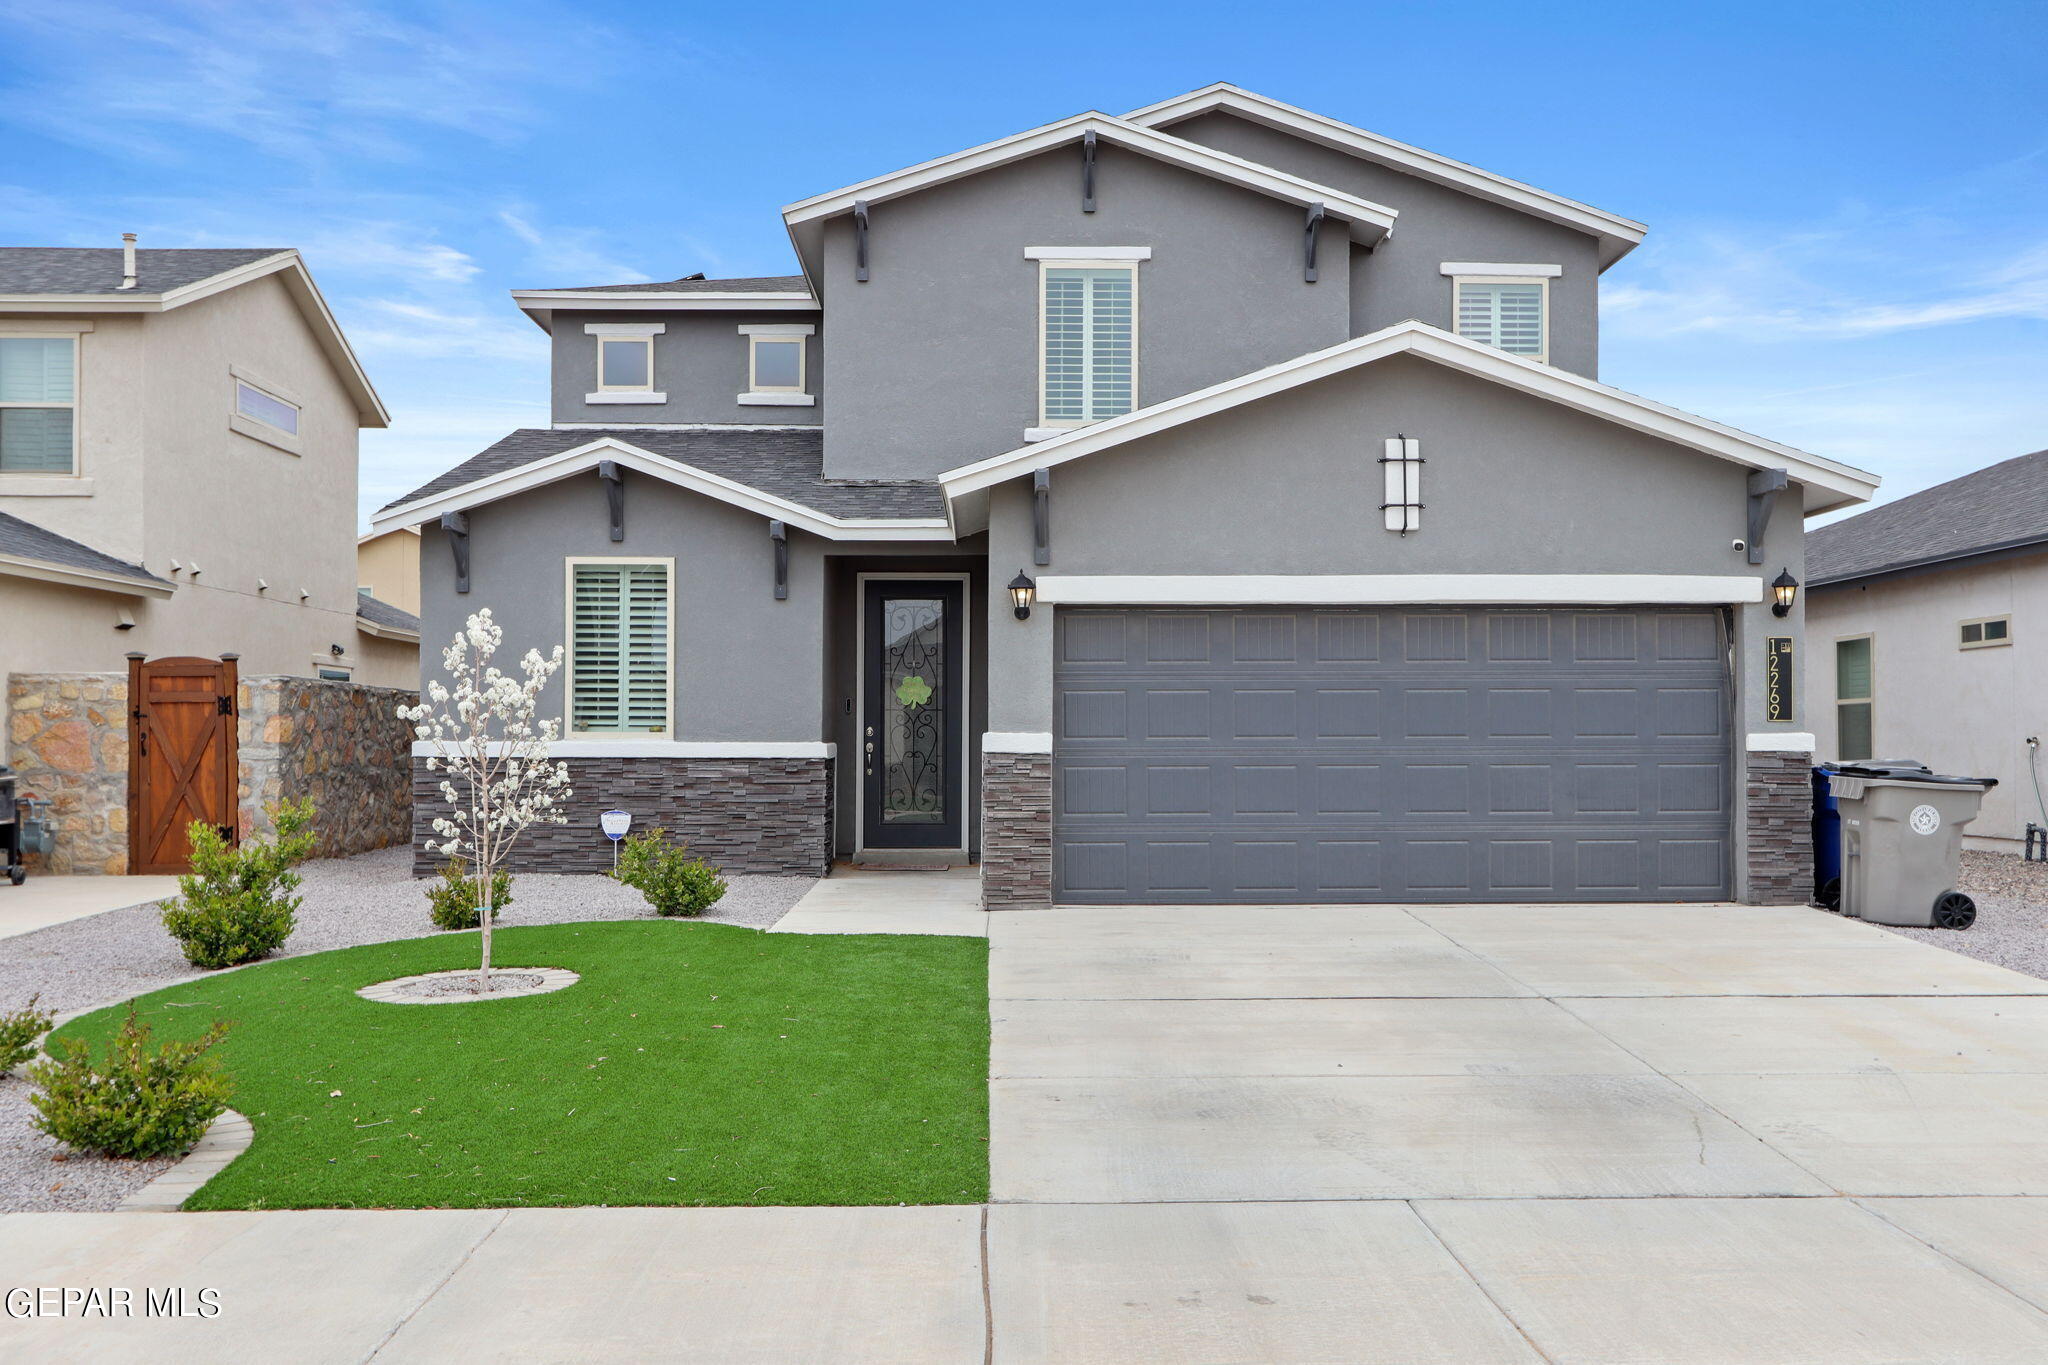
[10,899,2048,1362]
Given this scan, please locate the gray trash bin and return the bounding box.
[1825,761,1997,930]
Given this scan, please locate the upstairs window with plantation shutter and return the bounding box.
[1041,264,1135,424]
[1453,278,1547,360]
[568,560,672,736]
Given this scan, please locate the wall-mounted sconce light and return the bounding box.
[1008,571,1036,621]
[1771,568,1799,618]
[330,643,346,657]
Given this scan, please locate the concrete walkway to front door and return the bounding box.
[989,901,2048,1362]
[11,897,2048,1362]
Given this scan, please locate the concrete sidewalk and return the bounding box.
[0,875,180,942]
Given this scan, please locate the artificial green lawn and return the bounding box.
[55,921,988,1210]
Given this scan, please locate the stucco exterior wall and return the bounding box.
[819,141,1354,481]
[0,276,412,689]
[549,308,825,428]
[356,528,421,614]
[1161,111,1608,378]
[1807,551,2048,849]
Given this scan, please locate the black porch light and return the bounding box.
[1771,568,1799,618]
[1008,571,1036,621]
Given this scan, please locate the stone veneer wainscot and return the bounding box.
[1744,750,1816,905]
[412,755,833,877]
[980,751,1052,911]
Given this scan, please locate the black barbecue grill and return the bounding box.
[1,766,51,885]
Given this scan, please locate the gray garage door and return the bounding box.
[1052,607,1732,903]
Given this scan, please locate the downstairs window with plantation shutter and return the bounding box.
[569,560,672,736]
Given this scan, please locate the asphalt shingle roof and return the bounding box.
[381,428,943,522]
[0,247,288,295]
[0,510,170,588]
[355,593,421,634]
[535,273,811,295]
[1807,448,2048,586]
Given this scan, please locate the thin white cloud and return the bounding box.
[348,299,544,364]
[496,208,653,287]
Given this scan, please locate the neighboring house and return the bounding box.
[372,84,1880,907]
[357,525,421,616]
[1,239,421,874]
[0,239,418,684]
[1807,447,2048,851]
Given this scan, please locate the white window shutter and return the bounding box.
[571,562,670,734]
[1382,437,1420,532]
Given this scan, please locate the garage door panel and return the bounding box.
[1052,608,1731,903]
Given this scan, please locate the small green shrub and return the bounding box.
[613,828,727,917]
[29,1009,233,1159]
[0,995,54,1071]
[160,799,315,970]
[424,857,512,930]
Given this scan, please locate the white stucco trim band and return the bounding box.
[1033,574,1767,605]
[368,437,953,542]
[939,320,1881,513]
[982,731,1053,753]
[1746,732,1817,753]
[411,740,837,759]
[1439,261,1562,277]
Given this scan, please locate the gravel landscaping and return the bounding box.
[1882,848,2048,980]
[0,847,814,1213]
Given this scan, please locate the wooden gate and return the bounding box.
[128,654,239,875]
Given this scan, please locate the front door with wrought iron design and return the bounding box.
[861,580,965,850]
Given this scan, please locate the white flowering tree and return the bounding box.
[399,609,571,991]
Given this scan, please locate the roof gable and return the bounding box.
[939,321,1878,513]
[1124,84,1646,269]
[1808,447,2048,585]
[780,112,1396,289]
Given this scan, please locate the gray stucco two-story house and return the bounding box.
[372,84,1880,908]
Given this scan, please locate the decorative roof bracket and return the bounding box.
[1033,468,1051,566]
[853,200,871,282]
[1081,129,1098,213]
[1304,201,1327,283]
[1746,467,1789,567]
[769,520,789,600]
[440,511,470,594]
[598,459,624,542]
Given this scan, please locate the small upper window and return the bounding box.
[236,378,299,435]
[750,337,804,393]
[1960,616,2011,650]
[0,335,78,474]
[1041,264,1135,425]
[598,337,653,392]
[1453,277,1548,360]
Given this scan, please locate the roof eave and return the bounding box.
[1810,534,2048,591]
[0,552,175,599]
[356,615,422,643]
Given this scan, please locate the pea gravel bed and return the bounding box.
[0,846,815,1212]
[1879,849,2048,980]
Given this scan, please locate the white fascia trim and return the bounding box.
[782,112,1396,242]
[1024,246,1154,261]
[736,323,815,336]
[583,391,668,404]
[983,731,1053,753]
[368,437,953,542]
[549,422,810,432]
[584,322,667,336]
[938,320,1880,513]
[356,616,421,643]
[1440,261,1562,278]
[356,525,421,544]
[1747,731,1816,752]
[0,553,175,599]
[412,740,836,759]
[736,393,816,406]
[1022,427,1065,443]
[1033,574,1767,605]
[1123,83,1646,268]
[515,290,814,305]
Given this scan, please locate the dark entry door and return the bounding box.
[1052,607,1733,903]
[861,580,966,851]
[128,655,239,875]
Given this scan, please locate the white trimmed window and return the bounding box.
[597,337,654,392]
[567,559,673,737]
[1960,615,2011,650]
[1835,636,1874,761]
[1451,275,1549,360]
[1040,264,1135,425]
[235,377,299,435]
[0,335,78,474]
[737,323,815,406]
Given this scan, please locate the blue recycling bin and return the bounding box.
[1812,766,1843,908]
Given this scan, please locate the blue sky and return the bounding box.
[2,0,2043,529]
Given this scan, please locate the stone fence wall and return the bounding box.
[4,671,416,874]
